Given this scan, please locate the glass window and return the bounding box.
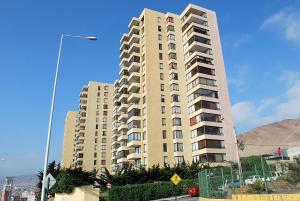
[162,130,167,139]
[172,118,181,126]
[173,130,183,139]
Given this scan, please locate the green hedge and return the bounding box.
[108,179,197,201]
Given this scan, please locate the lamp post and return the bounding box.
[41,34,97,201]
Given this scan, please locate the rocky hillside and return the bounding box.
[238,119,300,157]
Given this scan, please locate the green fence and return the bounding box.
[197,156,299,199]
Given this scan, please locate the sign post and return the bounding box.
[170,173,181,201]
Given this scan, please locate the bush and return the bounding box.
[108,179,197,201]
[248,180,265,194]
[52,172,74,194]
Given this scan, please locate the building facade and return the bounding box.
[61,81,113,173]
[111,4,236,173]
[61,111,78,168]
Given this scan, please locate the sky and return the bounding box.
[0,0,300,177]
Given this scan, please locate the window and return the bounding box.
[103,111,108,116]
[94,160,97,165]
[158,25,162,32]
[97,92,100,96]
[158,34,162,40]
[161,106,166,114]
[160,84,164,91]
[163,143,168,152]
[95,131,98,136]
[166,16,174,23]
[102,131,107,136]
[96,117,99,122]
[169,73,178,80]
[159,53,163,60]
[128,132,141,142]
[104,86,109,90]
[167,25,175,32]
[189,113,221,126]
[101,160,106,165]
[167,34,175,41]
[172,106,181,114]
[187,77,217,91]
[159,63,164,69]
[162,130,167,139]
[102,138,107,143]
[169,62,177,70]
[173,130,183,139]
[157,17,161,23]
[97,105,100,109]
[191,126,223,138]
[174,143,184,152]
[174,156,184,164]
[96,124,99,129]
[168,52,177,60]
[172,118,182,126]
[104,92,108,97]
[103,104,108,109]
[161,95,165,102]
[143,119,146,127]
[95,138,98,143]
[103,117,107,122]
[160,73,164,80]
[101,145,106,150]
[101,152,106,159]
[159,43,162,50]
[163,156,168,164]
[171,83,179,91]
[162,118,166,126]
[168,43,176,50]
[143,131,147,140]
[98,86,101,90]
[143,96,146,104]
[171,94,180,102]
[94,153,97,158]
[104,98,108,103]
[96,111,99,116]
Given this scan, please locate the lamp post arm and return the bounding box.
[41,34,64,201]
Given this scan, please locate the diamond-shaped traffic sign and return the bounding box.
[170,173,181,185]
[43,173,56,189]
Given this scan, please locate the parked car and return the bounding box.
[245,175,261,185]
[188,185,199,197]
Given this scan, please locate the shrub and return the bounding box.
[52,172,74,194]
[108,179,197,201]
[248,180,265,194]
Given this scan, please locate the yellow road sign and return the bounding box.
[170,173,181,185]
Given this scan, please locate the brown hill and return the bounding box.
[238,119,300,157]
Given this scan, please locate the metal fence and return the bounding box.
[198,157,299,198]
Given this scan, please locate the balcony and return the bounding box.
[120,48,129,60]
[117,157,128,164]
[128,43,140,55]
[80,92,88,98]
[117,145,128,152]
[117,134,128,142]
[128,17,140,30]
[127,152,141,160]
[128,72,140,84]
[128,92,140,103]
[118,122,128,132]
[182,13,208,31]
[183,24,210,42]
[118,112,128,122]
[185,54,214,70]
[118,103,128,112]
[127,140,141,148]
[128,34,140,48]
[120,33,129,44]
[128,60,140,73]
[128,82,140,93]
[118,93,129,103]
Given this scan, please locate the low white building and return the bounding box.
[287,146,300,161]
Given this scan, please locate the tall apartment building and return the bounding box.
[61,81,113,173]
[111,4,236,173]
[61,111,78,168]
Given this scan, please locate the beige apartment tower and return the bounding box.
[61,81,113,173]
[61,111,78,168]
[111,4,236,173]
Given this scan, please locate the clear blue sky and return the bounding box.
[0,0,300,177]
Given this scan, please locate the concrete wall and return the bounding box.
[200,194,300,201]
[54,185,98,201]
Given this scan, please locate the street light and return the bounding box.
[41,34,97,201]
